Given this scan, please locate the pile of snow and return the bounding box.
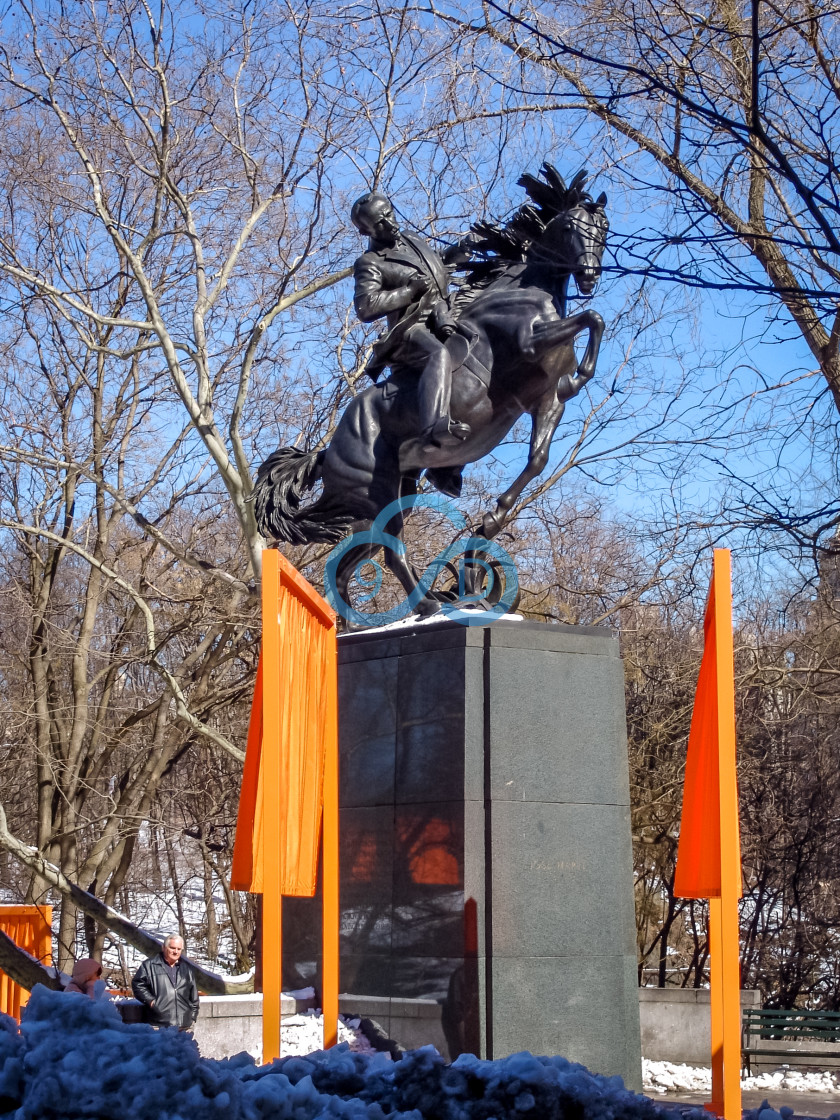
[745,1068,840,1094]
[0,986,685,1120]
[644,1058,840,1094]
[643,1060,713,1094]
[277,1010,377,1060]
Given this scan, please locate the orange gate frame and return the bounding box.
[673,549,742,1120]
[0,905,53,1021]
[231,549,339,1062]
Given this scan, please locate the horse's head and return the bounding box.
[459,165,609,301]
[534,197,609,295]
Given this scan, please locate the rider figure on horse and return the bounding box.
[351,191,472,458]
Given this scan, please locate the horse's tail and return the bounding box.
[253,447,352,545]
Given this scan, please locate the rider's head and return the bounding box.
[352,192,400,244]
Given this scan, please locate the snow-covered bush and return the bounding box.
[0,1013,23,1112]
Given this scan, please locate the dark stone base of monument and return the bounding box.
[282,618,641,1089]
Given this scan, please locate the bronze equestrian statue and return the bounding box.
[254,164,608,620]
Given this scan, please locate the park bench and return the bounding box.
[742,1008,840,1073]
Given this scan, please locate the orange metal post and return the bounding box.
[261,549,283,1063]
[707,897,724,1115]
[322,631,339,1048]
[713,550,742,1120]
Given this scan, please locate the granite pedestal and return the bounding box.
[283,617,642,1087]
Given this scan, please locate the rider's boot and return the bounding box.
[422,416,471,452]
[418,348,471,454]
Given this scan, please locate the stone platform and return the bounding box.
[283,617,642,1088]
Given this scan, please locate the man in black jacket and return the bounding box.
[131,934,199,1030]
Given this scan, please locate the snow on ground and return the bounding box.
[644,1059,840,1095]
[188,990,376,1063]
[356,609,524,636]
[273,1009,377,1061]
[0,986,682,1120]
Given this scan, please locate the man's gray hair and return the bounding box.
[162,933,184,948]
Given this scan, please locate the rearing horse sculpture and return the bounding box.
[255,165,608,619]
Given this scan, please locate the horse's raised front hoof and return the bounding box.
[482,511,505,539]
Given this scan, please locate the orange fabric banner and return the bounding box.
[673,552,742,900]
[231,550,336,897]
[673,550,743,1120]
[0,905,52,1021]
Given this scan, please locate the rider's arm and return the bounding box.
[354,258,425,322]
[441,232,477,268]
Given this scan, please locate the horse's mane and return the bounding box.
[453,164,599,305]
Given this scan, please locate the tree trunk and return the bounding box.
[0,928,62,992]
[203,851,218,962]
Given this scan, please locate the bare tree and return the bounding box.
[420,0,840,556]
[0,0,579,976]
